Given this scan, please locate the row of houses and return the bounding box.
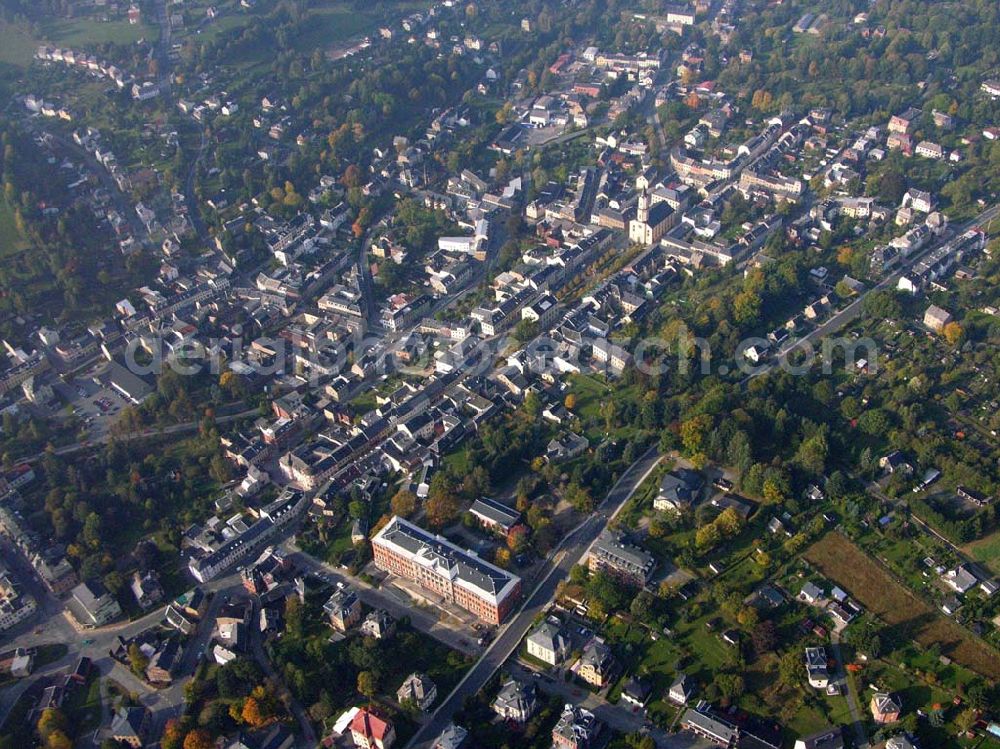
[187,490,307,583]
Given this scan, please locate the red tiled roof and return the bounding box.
[351,709,391,741]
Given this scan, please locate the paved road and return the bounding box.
[0,568,246,734]
[404,447,664,748]
[39,130,147,240]
[183,128,210,239]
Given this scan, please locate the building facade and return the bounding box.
[371,516,521,625]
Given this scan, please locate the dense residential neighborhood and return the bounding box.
[0,0,999,748]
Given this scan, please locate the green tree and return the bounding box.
[357,670,378,699]
[795,433,829,476]
[681,414,713,456]
[630,590,655,619]
[733,289,762,326]
[564,483,593,513]
[285,595,303,639]
[127,642,149,676]
[426,474,460,528]
[716,673,745,702]
[778,650,802,688]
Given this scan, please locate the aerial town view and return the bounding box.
[0,0,999,747]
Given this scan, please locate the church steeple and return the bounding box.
[637,190,650,224]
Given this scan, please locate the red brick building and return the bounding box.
[372,516,522,625]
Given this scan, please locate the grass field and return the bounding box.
[744,652,854,740]
[0,22,38,67]
[40,17,156,47]
[294,6,374,50]
[0,200,30,257]
[805,532,1000,680]
[963,531,1000,576]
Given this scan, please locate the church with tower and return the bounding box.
[628,191,677,246]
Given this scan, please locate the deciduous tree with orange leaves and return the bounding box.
[183,728,214,749]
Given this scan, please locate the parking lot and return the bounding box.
[521,120,572,146]
[52,369,130,439]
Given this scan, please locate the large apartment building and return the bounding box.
[371,516,522,625]
[587,529,655,588]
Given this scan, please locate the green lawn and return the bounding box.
[300,516,356,565]
[0,200,30,257]
[64,671,104,734]
[568,373,611,423]
[40,18,157,47]
[180,12,253,42]
[442,446,473,476]
[615,461,671,530]
[300,0,427,49]
[294,6,375,50]
[0,22,38,67]
[963,530,1000,575]
[782,690,854,739]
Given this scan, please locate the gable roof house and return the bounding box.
[350,708,396,749]
[546,432,589,463]
[145,637,182,684]
[879,451,913,475]
[942,564,978,594]
[923,304,953,333]
[397,672,437,711]
[654,469,705,511]
[70,581,122,627]
[621,677,652,708]
[669,673,696,705]
[793,727,844,749]
[870,692,902,724]
[525,619,569,666]
[224,725,294,749]
[468,497,521,536]
[681,708,738,747]
[491,678,538,724]
[109,706,150,748]
[799,581,824,604]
